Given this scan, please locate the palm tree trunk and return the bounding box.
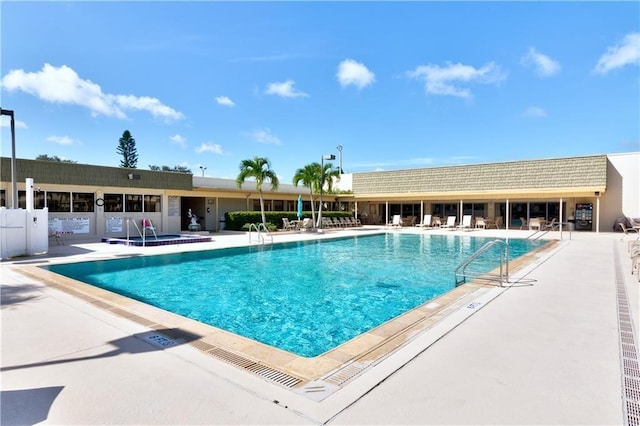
[258,190,267,225]
[309,190,316,225]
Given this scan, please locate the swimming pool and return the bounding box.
[45,233,546,357]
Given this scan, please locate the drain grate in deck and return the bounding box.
[207,347,302,388]
[324,361,370,386]
[614,243,640,426]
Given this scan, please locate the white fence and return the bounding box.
[0,207,49,260]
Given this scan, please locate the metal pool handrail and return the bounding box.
[248,223,273,245]
[454,239,509,287]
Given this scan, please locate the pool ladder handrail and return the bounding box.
[454,239,509,287]
[125,218,158,247]
[248,223,273,245]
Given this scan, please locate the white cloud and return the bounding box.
[336,59,376,89]
[522,106,548,118]
[264,80,309,98]
[195,142,224,155]
[248,128,281,145]
[0,116,27,129]
[594,32,640,74]
[215,96,235,107]
[46,135,76,145]
[520,47,561,77]
[406,61,507,99]
[1,63,184,121]
[170,134,187,148]
[112,94,183,120]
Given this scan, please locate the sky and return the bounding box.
[1,2,639,182]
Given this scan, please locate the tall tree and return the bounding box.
[236,157,279,226]
[316,162,340,227]
[117,130,138,168]
[292,162,322,227]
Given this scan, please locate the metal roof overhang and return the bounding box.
[345,186,606,202]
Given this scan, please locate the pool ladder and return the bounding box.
[454,239,509,287]
[125,217,158,246]
[248,223,273,245]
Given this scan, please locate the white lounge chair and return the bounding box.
[387,215,403,228]
[416,214,432,228]
[441,215,456,229]
[456,215,472,230]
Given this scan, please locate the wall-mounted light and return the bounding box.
[128,173,134,180]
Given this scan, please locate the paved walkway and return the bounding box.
[1,229,638,425]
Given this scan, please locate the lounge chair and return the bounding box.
[619,222,639,240]
[387,215,403,228]
[441,215,456,229]
[456,215,472,230]
[332,217,344,228]
[339,217,351,227]
[416,214,432,228]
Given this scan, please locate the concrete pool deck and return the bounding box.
[1,227,638,425]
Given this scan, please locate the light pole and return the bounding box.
[318,154,336,229]
[199,166,207,177]
[1,109,17,208]
[336,144,343,174]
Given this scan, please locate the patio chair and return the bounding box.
[282,218,297,231]
[455,215,472,230]
[441,216,456,229]
[332,217,344,228]
[542,218,559,231]
[529,218,542,231]
[619,222,639,241]
[432,216,442,228]
[416,214,432,228]
[387,215,403,228]
[475,217,486,229]
[520,217,528,230]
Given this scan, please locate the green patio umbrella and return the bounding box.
[297,194,303,219]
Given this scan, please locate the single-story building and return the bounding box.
[1,152,638,240]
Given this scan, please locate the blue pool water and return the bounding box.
[46,233,546,357]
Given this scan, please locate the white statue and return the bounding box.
[187,209,199,225]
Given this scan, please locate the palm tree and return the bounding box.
[317,162,341,227]
[236,157,279,226]
[292,162,322,226]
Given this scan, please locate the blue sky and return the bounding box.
[1,2,638,182]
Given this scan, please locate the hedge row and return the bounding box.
[224,211,354,231]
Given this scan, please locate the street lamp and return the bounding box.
[1,109,17,208]
[199,166,207,177]
[336,144,343,174]
[318,154,336,229]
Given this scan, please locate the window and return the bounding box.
[46,191,71,212]
[125,194,143,212]
[144,195,161,212]
[104,194,123,213]
[73,192,95,212]
[0,190,5,207]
